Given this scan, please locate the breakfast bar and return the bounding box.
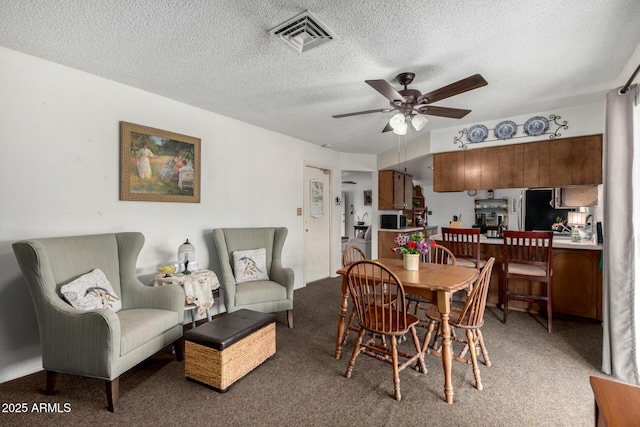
[433,233,603,320]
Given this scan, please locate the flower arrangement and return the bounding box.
[391,231,435,255]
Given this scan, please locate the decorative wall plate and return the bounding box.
[494,120,517,140]
[467,124,488,143]
[524,116,549,136]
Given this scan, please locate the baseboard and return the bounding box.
[0,356,42,384]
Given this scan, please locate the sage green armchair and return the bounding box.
[12,232,185,412]
[213,227,294,327]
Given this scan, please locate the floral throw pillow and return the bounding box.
[60,269,122,312]
[233,248,269,284]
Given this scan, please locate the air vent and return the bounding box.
[269,11,336,53]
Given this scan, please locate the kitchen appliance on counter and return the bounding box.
[380,214,408,229]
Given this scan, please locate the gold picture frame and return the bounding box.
[120,121,201,203]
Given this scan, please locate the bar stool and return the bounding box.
[441,227,486,270]
[501,230,554,333]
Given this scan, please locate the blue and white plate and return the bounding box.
[524,116,549,136]
[467,124,488,143]
[494,120,517,140]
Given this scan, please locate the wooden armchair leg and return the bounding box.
[173,337,184,361]
[287,309,294,328]
[46,370,57,395]
[106,377,119,412]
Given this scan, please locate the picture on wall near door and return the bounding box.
[310,178,324,218]
[120,121,201,203]
[364,190,372,206]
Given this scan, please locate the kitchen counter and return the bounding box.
[430,233,602,250]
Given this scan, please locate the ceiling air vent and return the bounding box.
[269,11,336,53]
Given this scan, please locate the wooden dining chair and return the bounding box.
[441,227,485,270]
[342,244,366,267]
[502,230,554,333]
[340,245,367,346]
[422,257,496,391]
[344,260,426,401]
[406,244,457,315]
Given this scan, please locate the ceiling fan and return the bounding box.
[333,72,488,134]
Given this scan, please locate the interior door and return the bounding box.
[303,165,331,283]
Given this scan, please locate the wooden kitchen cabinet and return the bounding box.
[432,134,602,191]
[379,170,413,210]
[481,147,500,189]
[463,148,482,190]
[433,151,465,192]
[573,135,603,185]
[548,138,576,186]
[499,144,524,188]
[551,248,602,319]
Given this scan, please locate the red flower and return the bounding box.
[390,248,397,254]
[431,240,437,248]
[407,241,417,250]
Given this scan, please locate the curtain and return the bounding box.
[602,84,639,385]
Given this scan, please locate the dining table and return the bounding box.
[335,257,479,404]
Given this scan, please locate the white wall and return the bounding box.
[430,103,605,153]
[0,47,353,382]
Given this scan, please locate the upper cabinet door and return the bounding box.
[481,147,500,189]
[573,135,603,185]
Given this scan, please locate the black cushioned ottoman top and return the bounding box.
[184,309,275,351]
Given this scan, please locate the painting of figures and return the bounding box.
[120,122,201,203]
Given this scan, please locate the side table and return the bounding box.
[590,375,640,426]
[153,269,221,327]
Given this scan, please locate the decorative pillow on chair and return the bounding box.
[233,248,269,284]
[60,269,122,312]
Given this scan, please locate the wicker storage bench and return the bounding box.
[184,309,276,391]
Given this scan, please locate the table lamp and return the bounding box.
[567,212,588,242]
[178,239,196,275]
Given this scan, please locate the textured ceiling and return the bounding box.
[2,1,640,157]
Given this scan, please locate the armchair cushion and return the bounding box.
[232,248,269,283]
[61,269,122,312]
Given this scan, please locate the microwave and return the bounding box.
[380,214,408,229]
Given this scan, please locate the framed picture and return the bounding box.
[364,190,372,206]
[120,121,201,203]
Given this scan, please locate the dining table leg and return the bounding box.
[334,276,349,359]
[437,290,454,404]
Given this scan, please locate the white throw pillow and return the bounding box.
[60,269,122,312]
[233,248,269,284]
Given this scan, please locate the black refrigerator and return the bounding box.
[524,189,573,231]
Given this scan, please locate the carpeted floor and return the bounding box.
[0,276,606,426]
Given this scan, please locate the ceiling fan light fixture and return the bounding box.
[411,114,428,131]
[392,121,407,135]
[389,113,406,130]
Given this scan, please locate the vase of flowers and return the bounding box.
[391,231,434,270]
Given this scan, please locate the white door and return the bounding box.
[303,164,331,283]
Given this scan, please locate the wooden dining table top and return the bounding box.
[336,257,478,293]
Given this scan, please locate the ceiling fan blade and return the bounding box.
[332,108,392,118]
[418,74,488,104]
[381,122,393,133]
[416,105,472,119]
[365,79,406,103]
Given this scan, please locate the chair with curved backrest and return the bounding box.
[344,260,426,401]
[12,232,185,412]
[502,230,554,333]
[340,245,367,346]
[342,244,366,267]
[441,227,485,270]
[213,227,294,328]
[406,244,458,315]
[422,257,496,391]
